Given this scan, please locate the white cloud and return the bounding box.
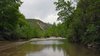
[43,14,60,24]
[19,0,59,24]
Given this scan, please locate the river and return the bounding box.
[0,39,100,56]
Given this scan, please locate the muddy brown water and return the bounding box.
[0,39,100,56]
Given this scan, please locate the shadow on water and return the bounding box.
[0,39,100,56]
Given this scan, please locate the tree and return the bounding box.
[0,0,24,40]
[55,0,100,45]
[54,0,75,38]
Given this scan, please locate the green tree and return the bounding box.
[0,0,24,40]
[54,0,75,38]
[55,0,100,45]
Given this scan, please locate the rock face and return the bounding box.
[27,19,52,31]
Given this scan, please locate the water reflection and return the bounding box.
[27,40,67,56]
[0,40,100,56]
[26,46,66,56]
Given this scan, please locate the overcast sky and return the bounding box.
[19,0,61,24]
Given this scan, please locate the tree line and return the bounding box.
[0,0,100,47]
[0,0,42,40]
[54,0,100,46]
[0,0,62,40]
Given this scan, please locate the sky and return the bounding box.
[19,0,61,24]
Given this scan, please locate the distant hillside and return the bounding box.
[26,19,52,31]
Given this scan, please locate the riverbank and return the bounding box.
[1,37,99,52]
[0,41,29,52]
[0,37,66,51]
[29,37,66,41]
[1,39,100,56]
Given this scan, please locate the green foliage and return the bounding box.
[0,0,46,40]
[0,0,24,40]
[0,0,99,43]
[0,0,22,30]
[43,23,64,37]
[55,0,100,45]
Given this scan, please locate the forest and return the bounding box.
[0,0,100,48]
[54,0,100,47]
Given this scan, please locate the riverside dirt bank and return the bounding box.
[0,41,29,52]
[0,37,66,51]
